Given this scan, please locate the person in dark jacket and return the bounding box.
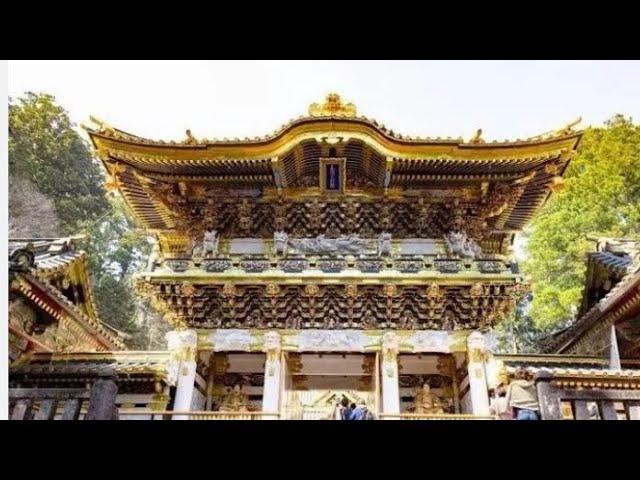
[340,396,352,420]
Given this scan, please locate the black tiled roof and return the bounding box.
[590,251,633,274]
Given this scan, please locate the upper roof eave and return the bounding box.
[85,116,583,166]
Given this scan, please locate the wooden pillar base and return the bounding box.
[85,379,119,420]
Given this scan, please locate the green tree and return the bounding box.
[523,115,640,329]
[77,196,155,348]
[9,92,165,349]
[9,92,109,232]
[494,292,568,354]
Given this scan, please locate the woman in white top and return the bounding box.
[332,402,344,420]
[489,386,511,420]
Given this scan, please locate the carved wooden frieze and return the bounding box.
[202,258,233,273]
[435,260,461,273]
[394,258,424,273]
[316,259,347,273]
[240,259,270,273]
[478,261,505,273]
[278,258,309,273]
[142,281,517,331]
[356,259,385,273]
[151,183,522,255]
[165,260,191,272]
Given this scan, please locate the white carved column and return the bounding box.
[166,329,198,420]
[466,331,490,416]
[381,332,401,418]
[261,331,282,420]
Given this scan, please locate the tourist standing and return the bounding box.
[340,397,352,420]
[349,399,375,420]
[489,386,511,420]
[505,368,540,420]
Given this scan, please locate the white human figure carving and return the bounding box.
[147,242,162,271]
[378,232,392,256]
[274,231,289,255]
[444,230,484,259]
[202,230,219,257]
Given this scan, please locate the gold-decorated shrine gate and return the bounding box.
[78,93,586,419]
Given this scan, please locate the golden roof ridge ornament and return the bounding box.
[528,117,583,141]
[183,129,199,145]
[555,116,582,136]
[469,128,485,144]
[85,115,116,136]
[308,93,357,118]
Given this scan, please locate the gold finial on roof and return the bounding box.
[184,129,198,145]
[469,128,485,144]
[308,93,357,118]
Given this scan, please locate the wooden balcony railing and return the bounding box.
[9,388,90,420]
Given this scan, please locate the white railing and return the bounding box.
[301,407,334,420]
[117,410,280,420]
[118,409,495,420]
[283,405,341,420]
[379,413,497,420]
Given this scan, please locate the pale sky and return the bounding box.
[8,60,640,262]
[8,60,640,142]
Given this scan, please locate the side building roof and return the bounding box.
[546,239,640,356]
[9,237,126,352]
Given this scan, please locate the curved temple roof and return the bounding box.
[85,93,581,154]
[84,94,582,252]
